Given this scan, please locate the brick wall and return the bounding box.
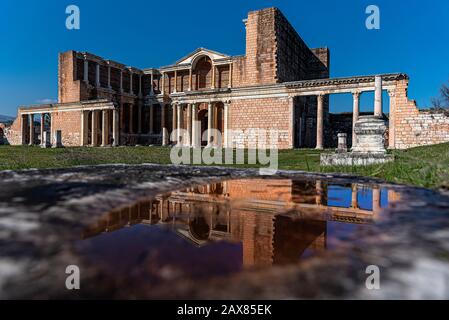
[51,111,82,146]
[229,97,293,149]
[237,7,330,87]
[391,79,449,149]
[59,51,83,103]
[5,116,23,145]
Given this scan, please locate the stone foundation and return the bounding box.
[320,152,394,166]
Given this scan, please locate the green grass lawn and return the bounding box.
[0,143,448,189]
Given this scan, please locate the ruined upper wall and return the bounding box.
[238,7,330,86]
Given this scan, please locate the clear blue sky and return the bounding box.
[0,0,448,116]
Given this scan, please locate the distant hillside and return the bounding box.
[0,115,14,123]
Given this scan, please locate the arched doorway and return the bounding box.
[193,56,212,90]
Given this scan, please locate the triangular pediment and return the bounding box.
[175,48,230,65]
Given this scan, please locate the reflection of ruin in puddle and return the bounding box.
[77,178,401,281]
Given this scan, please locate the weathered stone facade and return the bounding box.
[7,7,448,150]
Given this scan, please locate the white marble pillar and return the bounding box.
[211,65,215,89]
[112,109,119,146]
[191,103,199,148]
[138,74,142,97]
[186,103,192,146]
[316,94,324,150]
[83,59,89,83]
[352,91,360,147]
[21,114,27,145]
[173,71,178,93]
[228,63,233,88]
[107,65,111,89]
[172,104,177,144]
[91,111,98,146]
[188,69,192,91]
[374,76,383,117]
[207,103,214,146]
[161,73,165,95]
[40,113,45,146]
[223,102,229,148]
[149,73,154,95]
[29,114,34,145]
[80,111,89,146]
[129,71,133,95]
[161,103,168,146]
[101,110,109,146]
[177,103,183,145]
[120,70,123,93]
[95,63,100,87]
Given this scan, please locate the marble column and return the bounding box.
[83,59,89,83]
[207,102,213,146]
[112,109,119,146]
[150,73,154,95]
[138,74,142,97]
[177,104,183,145]
[188,69,192,91]
[91,111,98,146]
[107,65,111,89]
[223,102,229,148]
[129,71,133,95]
[161,103,168,146]
[372,187,381,215]
[211,65,215,89]
[120,71,123,93]
[191,103,199,148]
[21,114,27,145]
[374,76,383,117]
[351,184,358,209]
[40,113,45,146]
[29,114,34,145]
[315,180,323,205]
[95,63,100,87]
[149,104,154,134]
[352,91,360,147]
[186,103,192,146]
[316,94,324,150]
[172,104,177,144]
[228,63,233,88]
[174,71,178,93]
[101,110,109,146]
[80,111,89,146]
[161,73,165,95]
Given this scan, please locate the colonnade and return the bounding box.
[314,75,384,150]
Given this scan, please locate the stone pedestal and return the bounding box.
[351,115,387,153]
[321,116,393,166]
[336,133,348,153]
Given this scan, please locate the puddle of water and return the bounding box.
[75,178,401,285]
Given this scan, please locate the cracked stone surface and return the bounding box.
[0,164,449,299]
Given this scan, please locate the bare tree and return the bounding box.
[440,81,449,106]
[430,80,449,112]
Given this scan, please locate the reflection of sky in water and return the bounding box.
[327,185,389,210]
[76,179,398,285]
[76,224,243,282]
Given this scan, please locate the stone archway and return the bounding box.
[193,56,212,90]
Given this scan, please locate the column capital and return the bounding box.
[352,90,361,98]
[387,89,395,97]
